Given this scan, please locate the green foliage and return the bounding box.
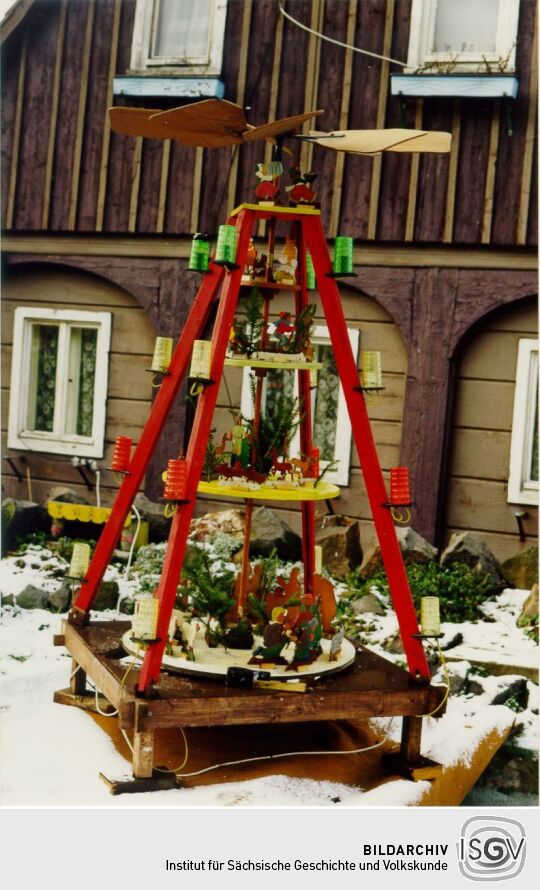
[210,532,243,561]
[469,664,489,678]
[132,543,166,594]
[203,431,228,481]
[55,537,96,562]
[284,303,316,353]
[15,531,47,551]
[247,373,304,472]
[518,606,538,644]
[181,546,235,639]
[257,548,280,602]
[344,560,500,624]
[230,288,264,356]
[315,458,339,486]
[505,694,527,714]
[246,548,281,627]
[247,592,269,627]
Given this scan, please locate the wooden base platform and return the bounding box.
[54,619,446,791]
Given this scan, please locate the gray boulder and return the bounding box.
[119,597,135,615]
[47,579,72,613]
[517,583,539,628]
[16,584,49,609]
[133,493,172,542]
[478,747,539,795]
[1,498,50,554]
[47,486,89,505]
[383,632,404,654]
[444,662,471,696]
[190,508,245,543]
[249,507,302,561]
[490,676,529,710]
[501,547,539,590]
[440,531,504,588]
[315,514,362,580]
[359,526,437,579]
[351,593,385,616]
[92,580,120,611]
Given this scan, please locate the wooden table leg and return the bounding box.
[400,715,423,762]
[133,731,155,779]
[70,659,87,695]
[381,715,443,781]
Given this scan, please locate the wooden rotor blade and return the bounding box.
[109,107,171,139]
[243,109,324,142]
[149,99,246,146]
[308,128,452,154]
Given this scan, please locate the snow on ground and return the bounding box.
[348,586,538,674]
[0,607,365,807]
[0,548,537,807]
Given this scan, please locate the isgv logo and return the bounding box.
[457,816,526,881]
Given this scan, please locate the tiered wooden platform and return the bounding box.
[54,619,447,794]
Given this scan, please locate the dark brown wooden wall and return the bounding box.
[2,0,537,246]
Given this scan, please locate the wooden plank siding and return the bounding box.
[1,0,537,247]
[14,6,58,231]
[443,298,538,560]
[1,264,157,506]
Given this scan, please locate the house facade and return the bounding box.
[2,0,537,560]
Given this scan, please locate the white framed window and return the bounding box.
[8,308,111,458]
[130,0,228,75]
[240,327,360,487]
[406,0,520,73]
[508,338,538,506]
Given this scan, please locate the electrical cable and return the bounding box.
[125,503,141,579]
[26,464,33,502]
[278,5,408,68]
[88,648,141,718]
[120,717,395,780]
[415,639,450,718]
[95,469,101,508]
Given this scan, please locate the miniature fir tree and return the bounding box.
[229,287,264,356]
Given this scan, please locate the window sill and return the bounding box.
[113,76,225,99]
[507,488,539,508]
[8,433,104,459]
[391,74,519,99]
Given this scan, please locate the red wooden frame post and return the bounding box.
[304,215,430,680]
[71,264,225,619]
[137,209,256,691]
[295,222,316,595]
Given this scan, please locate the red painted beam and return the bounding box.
[137,210,256,690]
[71,264,225,616]
[304,215,430,680]
[296,222,316,594]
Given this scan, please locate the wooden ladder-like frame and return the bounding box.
[70,203,430,693]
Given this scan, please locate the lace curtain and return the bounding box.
[76,329,97,437]
[31,324,97,437]
[312,345,339,462]
[33,325,58,432]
